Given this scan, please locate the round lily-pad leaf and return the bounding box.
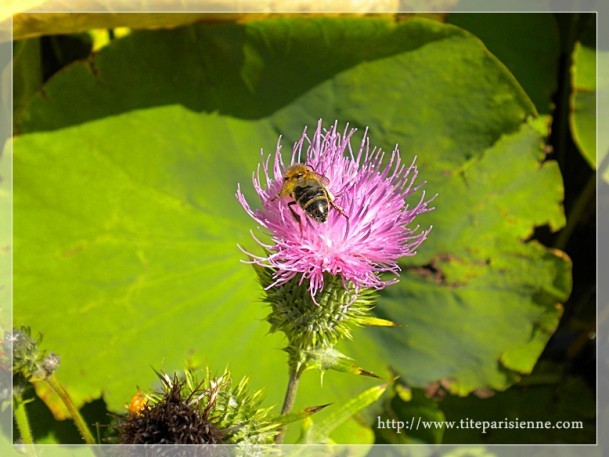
[570,41,608,169]
[447,13,560,115]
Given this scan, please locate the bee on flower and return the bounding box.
[236,120,435,304]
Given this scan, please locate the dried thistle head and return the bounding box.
[117,373,224,444]
[116,368,277,445]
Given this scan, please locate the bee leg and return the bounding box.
[326,189,348,220]
[287,201,304,234]
[287,201,301,224]
[329,200,349,220]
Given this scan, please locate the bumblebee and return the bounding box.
[272,164,347,223]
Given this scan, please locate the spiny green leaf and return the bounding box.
[305,347,380,379]
[299,383,388,443]
[353,316,398,327]
[267,403,331,431]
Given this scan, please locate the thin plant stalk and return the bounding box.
[13,395,34,445]
[45,374,96,445]
[281,365,303,415]
[275,365,304,443]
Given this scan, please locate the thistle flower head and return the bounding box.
[237,120,434,303]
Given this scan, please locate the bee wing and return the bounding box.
[314,172,330,186]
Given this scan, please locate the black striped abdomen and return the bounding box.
[293,184,329,223]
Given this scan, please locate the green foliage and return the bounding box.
[361,119,570,394]
[12,39,43,118]
[304,347,379,380]
[571,42,607,169]
[447,13,560,115]
[8,15,575,444]
[298,382,387,444]
[376,385,447,444]
[440,365,595,444]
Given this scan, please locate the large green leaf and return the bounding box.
[376,367,594,445]
[10,16,570,443]
[360,118,570,395]
[375,386,447,444]
[447,13,560,115]
[441,371,595,444]
[12,38,43,118]
[570,41,608,169]
[13,112,286,412]
[7,13,226,42]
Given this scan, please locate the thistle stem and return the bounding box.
[275,365,303,443]
[45,375,96,444]
[281,366,302,415]
[13,394,35,447]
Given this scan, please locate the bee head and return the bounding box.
[283,164,311,181]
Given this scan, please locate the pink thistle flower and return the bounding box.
[236,120,435,304]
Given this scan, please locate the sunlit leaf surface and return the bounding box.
[571,42,608,169]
